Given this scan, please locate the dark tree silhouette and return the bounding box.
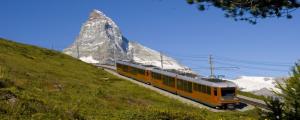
[186,0,300,24]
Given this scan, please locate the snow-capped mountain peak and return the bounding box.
[63,9,193,73]
[63,9,129,64]
[89,9,106,19]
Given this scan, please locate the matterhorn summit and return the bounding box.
[63,9,192,73]
[63,9,129,64]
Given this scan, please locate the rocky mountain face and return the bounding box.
[63,9,191,72]
[63,10,128,64]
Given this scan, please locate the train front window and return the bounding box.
[221,88,235,97]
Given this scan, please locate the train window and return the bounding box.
[221,88,235,97]
[130,67,138,75]
[214,88,218,96]
[193,84,210,95]
[180,80,184,90]
[152,72,161,80]
[193,84,201,93]
[162,76,167,85]
[136,68,140,74]
[176,80,192,93]
[170,77,175,87]
[183,80,187,90]
[198,84,202,93]
[138,69,145,75]
[177,80,192,92]
[186,82,192,93]
[162,75,175,87]
[181,80,191,93]
[201,85,207,93]
[207,87,211,95]
[177,79,182,90]
[193,83,198,91]
[123,65,129,72]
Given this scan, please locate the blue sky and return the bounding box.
[0,0,299,78]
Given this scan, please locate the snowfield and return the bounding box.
[230,76,286,96]
[80,56,99,64]
[128,41,194,73]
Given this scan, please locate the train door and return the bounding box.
[212,87,219,103]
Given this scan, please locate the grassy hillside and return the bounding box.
[238,90,266,101]
[0,38,259,119]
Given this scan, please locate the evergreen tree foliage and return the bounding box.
[261,63,300,120]
[186,0,300,24]
[261,97,284,120]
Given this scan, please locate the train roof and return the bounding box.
[116,61,237,88]
[177,75,237,88]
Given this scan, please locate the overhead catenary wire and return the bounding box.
[133,56,289,80]
[164,52,293,66]
[160,51,164,69]
[172,53,292,71]
[135,49,293,75]
[159,60,288,72]
[214,55,292,67]
[214,61,289,72]
[162,51,209,59]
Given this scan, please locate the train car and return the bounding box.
[116,61,150,83]
[116,61,239,109]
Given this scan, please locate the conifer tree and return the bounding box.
[186,0,300,24]
[261,97,284,120]
[262,62,300,119]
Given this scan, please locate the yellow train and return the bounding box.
[116,61,240,109]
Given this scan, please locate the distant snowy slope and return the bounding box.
[231,76,286,96]
[128,41,190,71]
[79,56,99,64]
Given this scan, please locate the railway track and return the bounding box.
[95,64,268,111]
[237,95,269,110]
